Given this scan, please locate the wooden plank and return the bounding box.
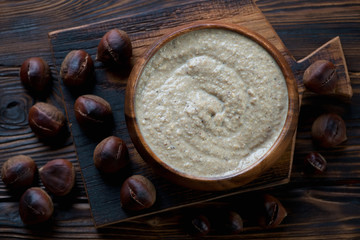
[0,0,205,66]
[255,0,360,72]
[48,0,352,227]
[0,0,359,239]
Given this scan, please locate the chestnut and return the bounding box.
[96,29,132,66]
[311,113,347,148]
[60,50,94,88]
[28,102,66,139]
[74,94,113,129]
[1,155,37,189]
[303,60,338,94]
[258,194,287,229]
[20,57,51,96]
[19,187,54,225]
[186,214,211,237]
[120,175,156,211]
[93,136,129,173]
[304,152,327,173]
[217,211,243,234]
[39,159,75,196]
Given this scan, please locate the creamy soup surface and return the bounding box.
[135,28,288,178]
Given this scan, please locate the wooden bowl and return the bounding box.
[125,22,299,191]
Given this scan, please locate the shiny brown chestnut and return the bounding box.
[96,29,132,66]
[304,152,327,173]
[93,136,129,173]
[187,214,211,237]
[28,102,66,139]
[20,57,51,95]
[19,187,54,225]
[311,113,347,148]
[258,194,287,229]
[303,60,338,94]
[1,155,37,189]
[218,211,243,234]
[74,94,113,129]
[60,50,94,88]
[120,175,156,211]
[39,159,75,196]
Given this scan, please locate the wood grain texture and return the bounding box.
[255,0,360,72]
[49,0,302,227]
[0,0,359,239]
[0,0,207,66]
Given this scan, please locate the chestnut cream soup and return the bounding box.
[135,29,288,177]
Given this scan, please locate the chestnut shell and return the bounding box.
[93,136,129,173]
[1,155,37,189]
[60,50,94,88]
[311,113,347,148]
[19,187,54,225]
[74,94,113,129]
[303,60,338,94]
[20,57,51,95]
[258,194,287,229]
[39,159,75,196]
[96,29,132,66]
[304,152,327,173]
[186,214,211,237]
[120,175,156,211]
[28,102,66,139]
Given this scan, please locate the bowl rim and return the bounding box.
[125,21,299,190]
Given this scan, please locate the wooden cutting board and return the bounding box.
[48,0,351,227]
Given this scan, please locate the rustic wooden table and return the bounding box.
[1,0,359,239]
